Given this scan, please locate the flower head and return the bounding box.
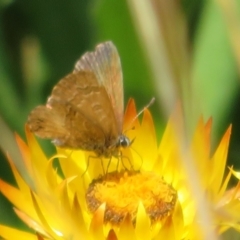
[0,99,240,240]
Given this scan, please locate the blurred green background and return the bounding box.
[0,0,240,237]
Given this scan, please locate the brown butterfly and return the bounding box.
[27,41,131,157]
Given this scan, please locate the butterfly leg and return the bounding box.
[105,156,113,175]
[119,152,134,171]
[100,158,107,175]
[81,156,91,177]
[81,155,102,177]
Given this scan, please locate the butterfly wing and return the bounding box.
[49,71,119,141]
[28,71,119,151]
[74,41,124,134]
[28,99,105,150]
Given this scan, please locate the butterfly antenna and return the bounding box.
[124,97,155,134]
[131,97,155,125]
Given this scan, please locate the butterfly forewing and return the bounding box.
[74,42,124,134]
[27,41,128,157]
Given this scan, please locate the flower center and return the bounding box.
[86,171,177,225]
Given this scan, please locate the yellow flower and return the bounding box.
[0,99,240,240]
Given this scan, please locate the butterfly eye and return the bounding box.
[118,135,131,148]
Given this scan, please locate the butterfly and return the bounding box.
[27,41,131,157]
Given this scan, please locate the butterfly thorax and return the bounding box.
[96,134,131,158]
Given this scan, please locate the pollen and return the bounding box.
[86,171,177,225]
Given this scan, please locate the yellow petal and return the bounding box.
[135,202,151,240]
[0,224,36,240]
[210,126,232,195]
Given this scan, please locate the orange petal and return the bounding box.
[14,208,51,238]
[0,179,36,219]
[89,203,105,240]
[123,98,140,130]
